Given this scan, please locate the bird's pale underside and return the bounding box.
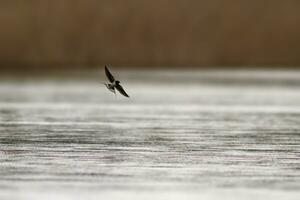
[104,66,130,98]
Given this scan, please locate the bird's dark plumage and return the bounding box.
[105,65,115,83]
[115,83,130,97]
[104,66,130,98]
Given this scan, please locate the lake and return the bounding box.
[0,69,299,199]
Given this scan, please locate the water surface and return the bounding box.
[0,70,299,199]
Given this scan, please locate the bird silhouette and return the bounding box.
[104,66,130,98]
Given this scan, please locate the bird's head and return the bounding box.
[116,81,120,84]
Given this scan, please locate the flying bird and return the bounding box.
[104,66,130,98]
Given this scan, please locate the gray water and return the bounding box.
[0,70,300,200]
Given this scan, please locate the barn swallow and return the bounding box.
[104,66,130,98]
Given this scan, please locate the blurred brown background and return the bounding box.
[1,0,300,69]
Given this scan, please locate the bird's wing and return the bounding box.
[105,66,115,83]
[115,84,130,97]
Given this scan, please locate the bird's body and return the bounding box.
[104,66,130,98]
[105,83,116,94]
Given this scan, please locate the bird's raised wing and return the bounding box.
[115,84,130,97]
[105,66,115,83]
